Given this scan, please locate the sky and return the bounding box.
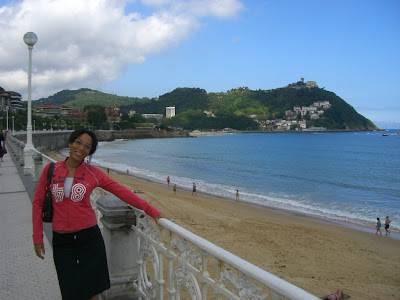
[0,0,399,128]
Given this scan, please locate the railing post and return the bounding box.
[23,146,34,176]
[18,141,25,166]
[97,195,139,300]
[32,152,43,182]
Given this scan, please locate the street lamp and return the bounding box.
[23,31,38,176]
[12,116,14,133]
[6,106,9,131]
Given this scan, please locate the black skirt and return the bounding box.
[53,225,111,300]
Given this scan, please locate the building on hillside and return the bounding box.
[105,104,121,123]
[34,104,61,118]
[204,110,215,117]
[284,110,298,120]
[71,109,87,121]
[9,92,23,110]
[0,90,23,112]
[60,106,72,118]
[142,114,163,121]
[166,107,175,118]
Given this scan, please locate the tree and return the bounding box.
[85,105,107,127]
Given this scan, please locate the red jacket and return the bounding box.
[32,159,160,245]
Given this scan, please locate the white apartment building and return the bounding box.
[166,107,175,118]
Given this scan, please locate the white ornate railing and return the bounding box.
[129,209,318,300]
[13,143,318,300]
[92,186,318,299]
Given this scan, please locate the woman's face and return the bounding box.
[69,133,93,162]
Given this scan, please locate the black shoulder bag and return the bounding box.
[42,162,55,223]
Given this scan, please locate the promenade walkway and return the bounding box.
[0,153,61,299]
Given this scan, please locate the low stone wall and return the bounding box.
[12,129,190,152]
[95,129,189,141]
[12,131,72,152]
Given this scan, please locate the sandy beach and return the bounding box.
[48,151,400,299]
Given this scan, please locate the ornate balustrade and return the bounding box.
[92,188,318,300]
[9,141,319,300]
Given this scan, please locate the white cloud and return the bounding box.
[0,0,243,99]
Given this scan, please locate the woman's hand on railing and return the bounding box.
[155,212,167,225]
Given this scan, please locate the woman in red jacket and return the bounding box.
[32,129,165,300]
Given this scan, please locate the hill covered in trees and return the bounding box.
[34,88,147,109]
[32,85,378,131]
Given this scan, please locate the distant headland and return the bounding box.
[0,79,378,132]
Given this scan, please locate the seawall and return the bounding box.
[12,129,190,152]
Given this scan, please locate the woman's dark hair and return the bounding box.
[68,129,98,155]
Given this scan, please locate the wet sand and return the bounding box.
[48,152,400,299]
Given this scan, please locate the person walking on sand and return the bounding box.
[236,189,239,202]
[32,129,166,300]
[375,217,382,235]
[167,176,170,186]
[385,216,391,236]
[192,183,197,196]
[173,184,177,195]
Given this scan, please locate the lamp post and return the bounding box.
[6,106,9,131]
[23,32,38,176]
[12,116,14,133]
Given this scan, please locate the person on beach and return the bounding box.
[385,216,391,236]
[192,183,197,196]
[173,184,177,195]
[107,167,110,175]
[32,129,166,300]
[236,189,239,202]
[167,176,170,186]
[321,288,344,300]
[375,217,382,235]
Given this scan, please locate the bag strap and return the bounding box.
[46,162,55,189]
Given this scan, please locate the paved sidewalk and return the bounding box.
[0,153,61,299]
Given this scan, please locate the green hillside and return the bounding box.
[127,87,377,130]
[33,88,146,109]
[32,86,378,131]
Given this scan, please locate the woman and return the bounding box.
[375,217,382,235]
[32,129,165,300]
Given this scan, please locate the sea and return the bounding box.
[83,130,400,233]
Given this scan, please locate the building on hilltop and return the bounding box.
[287,78,318,89]
[305,81,317,88]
